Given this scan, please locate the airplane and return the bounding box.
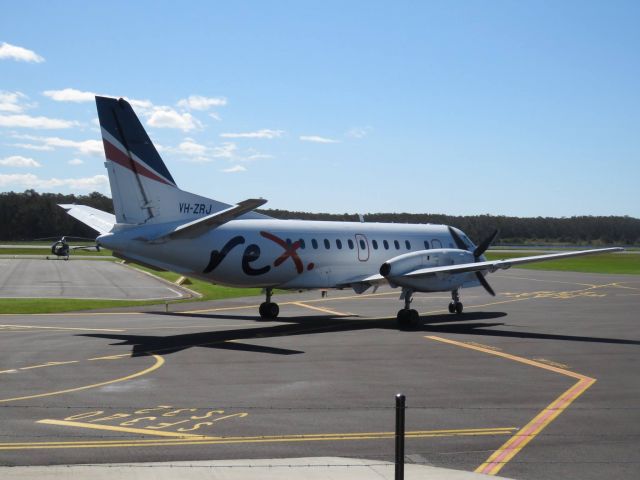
[60,96,622,328]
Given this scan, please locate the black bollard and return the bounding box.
[395,393,405,480]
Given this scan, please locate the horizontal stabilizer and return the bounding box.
[149,198,268,242]
[58,204,116,235]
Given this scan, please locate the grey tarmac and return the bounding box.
[0,259,189,300]
[0,269,638,480]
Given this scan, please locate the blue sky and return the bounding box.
[1,1,638,217]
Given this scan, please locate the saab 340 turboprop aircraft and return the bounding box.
[61,97,622,327]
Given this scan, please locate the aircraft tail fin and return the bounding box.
[95,96,269,226]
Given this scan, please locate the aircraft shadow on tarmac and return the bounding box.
[78,310,640,358]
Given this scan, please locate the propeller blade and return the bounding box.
[475,271,496,296]
[473,229,499,258]
[447,226,468,251]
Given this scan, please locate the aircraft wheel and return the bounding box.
[455,302,463,314]
[408,309,420,328]
[397,309,420,329]
[396,309,409,328]
[259,302,279,320]
[448,302,456,314]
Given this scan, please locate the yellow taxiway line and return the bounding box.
[425,335,596,476]
[289,301,355,317]
[0,354,165,404]
[0,427,517,451]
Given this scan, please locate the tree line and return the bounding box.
[1,190,638,245]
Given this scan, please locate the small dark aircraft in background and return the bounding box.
[36,236,101,260]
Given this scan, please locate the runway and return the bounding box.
[0,259,190,300]
[0,269,638,479]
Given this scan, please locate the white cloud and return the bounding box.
[0,91,32,113]
[0,42,44,63]
[177,95,227,110]
[0,114,77,129]
[222,165,247,173]
[212,142,237,158]
[0,155,41,167]
[10,142,54,151]
[43,88,96,102]
[245,153,274,161]
[220,129,284,139]
[177,138,207,156]
[299,135,339,144]
[68,158,84,166]
[129,98,154,112]
[346,126,372,139]
[146,107,201,131]
[10,134,102,155]
[0,173,108,191]
[42,89,154,113]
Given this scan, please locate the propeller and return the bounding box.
[473,229,499,259]
[448,226,499,296]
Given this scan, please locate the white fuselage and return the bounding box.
[98,219,481,292]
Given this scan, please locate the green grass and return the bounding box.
[131,265,264,301]
[485,252,640,275]
[0,298,164,314]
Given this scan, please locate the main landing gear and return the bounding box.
[259,288,279,320]
[396,288,420,329]
[448,289,463,314]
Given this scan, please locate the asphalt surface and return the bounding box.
[0,259,189,300]
[0,269,638,479]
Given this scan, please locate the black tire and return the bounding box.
[455,302,463,314]
[408,309,420,328]
[267,302,279,319]
[448,302,456,314]
[397,309,409,328]
[260,302,279,319]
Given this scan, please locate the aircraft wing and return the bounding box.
[149,198,267,241]
[58,204,116,235]
[400,247,623,278]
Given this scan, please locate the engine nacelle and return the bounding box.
[380,248,476,292]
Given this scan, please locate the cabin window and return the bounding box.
[405,240,411,250]
[312,239,318,249]
[336,239,342,249]
[424,240,430,249]
[359,239,366,250]
[324,239,330,249]
[432,239,442,249]
[394,240,400,250]
[348,239,354,249]
[383,240,389,250]
[299,239,305,249]
[372,239,378,249]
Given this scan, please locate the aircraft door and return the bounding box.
[355,234,369,261]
